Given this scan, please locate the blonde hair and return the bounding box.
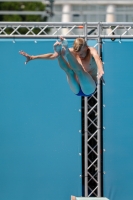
[73,38,87,52]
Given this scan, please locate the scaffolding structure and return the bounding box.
[1,22,133,197]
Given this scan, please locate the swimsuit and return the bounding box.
[76,87,95,97]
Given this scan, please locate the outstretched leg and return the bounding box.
[61,39,96,95]
[67,50,96,94]
[58,56,81,94]
[54,41,80,94]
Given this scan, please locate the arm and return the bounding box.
[19,50,58,64]
[31,53,58,60]
[90,47,104,79]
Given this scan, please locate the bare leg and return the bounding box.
[65,49,96,95]
[61,38,96,95]
[58,55,80,94]
[54,41,80,94]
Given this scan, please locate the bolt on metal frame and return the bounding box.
[1,22,133,197]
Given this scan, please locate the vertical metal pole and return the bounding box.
[97,22,102,197]
[84,22,88,197]
[84,97,88,197]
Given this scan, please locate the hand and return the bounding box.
[97,69,104,80]
[19,50,32,64]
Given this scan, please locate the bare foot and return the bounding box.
[53,41,62,57]
[53,40,68,57]
[59,37,68,50]
[60,37,69,56]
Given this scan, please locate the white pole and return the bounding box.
[106,5,116,35]
[61,4,71,35]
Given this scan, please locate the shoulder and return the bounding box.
[89,47,101,61]
[89,47,98,56]
[69,47,76,56]
[89,47,102,64]
[69,47,74,52]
